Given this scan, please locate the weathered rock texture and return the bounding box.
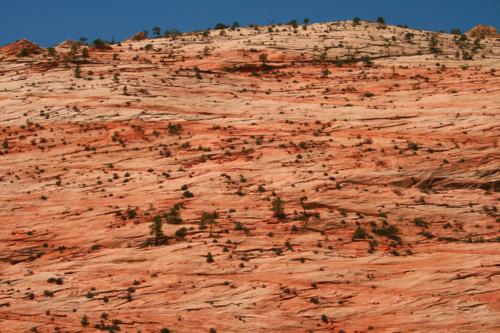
[0,20,499,333]
[467,25,499,38]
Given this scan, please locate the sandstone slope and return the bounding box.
[0,20,499,333]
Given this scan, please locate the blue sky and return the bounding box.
[1,0,499,47]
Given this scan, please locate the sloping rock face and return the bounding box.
[0,21,499,333]
[0,39,44,57]
[129,30,148,41]
[54,40,79,52]
[467,25,499,38]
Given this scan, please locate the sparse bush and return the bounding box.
[405,32,414,42]
[362,55,373,66]
[175,227,187,239]
[407,142,419,151]
[259,53,268,64]
[17,48,31,57]
[92,38,107,49]
[47,47,56,58]
[353,226,368,240]
[321,68,331,78]
[414,218,429,228]
[234,221,249,234]
[167,122,182,136]
[421,231,434,239]
[374,225,400,242]
[127,208,137,219]
[81,315,89,327]
[183,190,194,198]
[165,204,184,224]
[214,23,228,30]
[47,277,63,285]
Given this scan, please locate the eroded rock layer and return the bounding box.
[0,21,499,333]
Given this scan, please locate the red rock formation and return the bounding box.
[0,39,44,57]
[466,25,499,38]
[129,31,148,41]
[0,21,499,333]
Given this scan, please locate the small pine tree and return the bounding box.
[165,203,183,224]
[200,211,219,237]
[70,43,79,62]
[321,67,331,78]
[352,17,361,26]
[81,315,89,327]
[152,26,161,38]
[150,215,166,246]
[377,17,385,24]
[81,47,89,61]
[271,197,286,220]
[47,47,56,58]
[79,37,88,45]
[74,64,82,78]
[288,19,298,29]
[259,53,268,65]
[429,34,441,54]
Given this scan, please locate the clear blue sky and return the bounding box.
[1,0,499,47]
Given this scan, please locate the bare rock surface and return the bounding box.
[0,20,499,333]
